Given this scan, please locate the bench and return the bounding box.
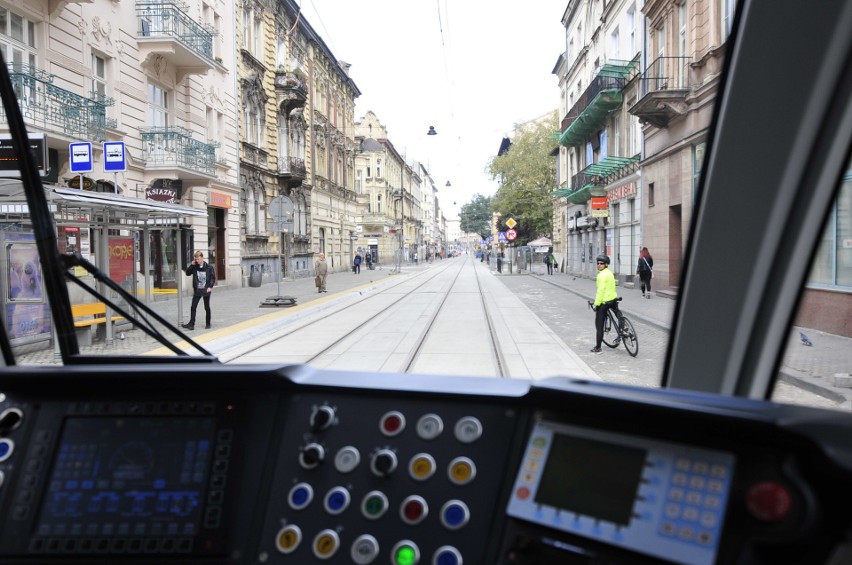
[72,303,126,346]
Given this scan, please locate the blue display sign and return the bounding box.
[69,142,93,173]
[103,141,127,172]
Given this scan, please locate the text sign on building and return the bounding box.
[607,182,637,203]
[209,192,232,208]
[69,142,93,173]
[103,142,127,172]
[0,134,47,176]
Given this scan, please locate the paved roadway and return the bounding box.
[13,256,849,411]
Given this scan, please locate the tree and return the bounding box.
[487,111,558,244]
[459,194,493,239]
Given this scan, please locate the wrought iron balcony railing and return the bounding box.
[136,0,215,61]
[638,56,691,97]
[140,126,216,176]
[2,64,114,142]
[277,156,306,176]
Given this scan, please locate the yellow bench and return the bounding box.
[72,303,126,345]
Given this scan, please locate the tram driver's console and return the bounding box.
[0,365,848,565]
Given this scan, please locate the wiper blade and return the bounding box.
[60,253,216,358]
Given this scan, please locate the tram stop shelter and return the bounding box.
[0,180,206,347]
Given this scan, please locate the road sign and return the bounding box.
[103,142,127,172]
[506,229,517,241]
[505,217,517,229]
[69,142,93,173]
[498,231,507,242]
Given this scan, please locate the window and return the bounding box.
[679,2,687,58]
[809,179,852,288]
[242,7,262,58]
[648,182,655,207]
[609,26,620,60]
[627,4,636,55]
[92,54,107,99]
[0,6,37,69]
[244,106,263,147]
[376,158,382,179]
[147,83,169,127]
[721,0,736,40]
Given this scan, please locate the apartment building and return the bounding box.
[554,0,643,283]
[0,0,240,294]
[236,0,360,281]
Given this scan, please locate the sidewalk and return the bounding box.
[529,268,852,409]
[13,261,405,364]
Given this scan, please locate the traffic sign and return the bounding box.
[498,231,507,242]
[103,141,126,172]
[506,229,517,241]
[69,142,93,173]
[505,217,517,229]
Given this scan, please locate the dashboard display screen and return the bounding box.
[34,417,216,539]
[535,432,646,525]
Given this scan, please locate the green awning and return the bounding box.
[566,183,596,204]
[558,89,623,147]
[599,58,640,79]
[552,187,573,197]
[582,155,640,177]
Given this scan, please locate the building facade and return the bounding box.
[554,0,643,284]
[236,0,360,283]
[0,0,241,292]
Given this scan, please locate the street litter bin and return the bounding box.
[248,266,262,287]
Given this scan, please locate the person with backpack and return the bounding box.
[353,252,362,274]
[637,247,654,298]
[544,250,557,275]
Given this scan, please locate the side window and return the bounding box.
[772,158,852,410]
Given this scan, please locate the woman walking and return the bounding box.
[636,247,654,299]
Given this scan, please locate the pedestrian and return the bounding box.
[353,252,362,274]
[544,250,556,275]
[182,250,215,330]
[315,252,329,293]
[366,252,373,270]
[636,246,654,299]
[590,254,618,354]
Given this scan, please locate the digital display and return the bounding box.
[535,433,646,525]
[35,417,216,539]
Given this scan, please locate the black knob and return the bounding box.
[299,443,325,469]
[0,408,23,434]
[309,405,335,431]
[370,449,397,477]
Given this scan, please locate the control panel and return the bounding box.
[0,367,847,565]
[255,393,524,564]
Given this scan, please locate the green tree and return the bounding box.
[459,194,493,239]
[487,112,558,244]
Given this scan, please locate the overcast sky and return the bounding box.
[299,0,567,217]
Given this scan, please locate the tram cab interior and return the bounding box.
[0,1,851,564]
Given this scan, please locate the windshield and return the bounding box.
[1,0,849,413]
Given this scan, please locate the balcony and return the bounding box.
[276,156,306,187]
[140,126,217,179]
[136,1,218,80]
[559,60,637,148]
[554,155,639,204]
[630,56,691,127]
[1,64,115,142]
[274,70,308,114]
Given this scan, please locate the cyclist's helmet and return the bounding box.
[595,254,610,265]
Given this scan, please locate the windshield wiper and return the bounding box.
[60,253,216,359]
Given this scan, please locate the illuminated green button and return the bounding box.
[391,540,420,565]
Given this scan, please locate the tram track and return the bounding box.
[225,258,508,377]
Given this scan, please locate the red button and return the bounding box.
[383,415,401,433]
[746,481,792,522]
[403,500,424,521]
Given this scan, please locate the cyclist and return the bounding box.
[590,253,618,354]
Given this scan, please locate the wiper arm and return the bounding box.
[60,253,215,358]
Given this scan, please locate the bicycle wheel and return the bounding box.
[619,315,639,357]
[601,310,620,348]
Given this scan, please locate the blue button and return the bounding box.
[435,547,461,565]
[328,491,346,511]
[0,440,11,460]
[291,487,310,506]
[444,504,465,527]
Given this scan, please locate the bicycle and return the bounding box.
[588,297,639,357]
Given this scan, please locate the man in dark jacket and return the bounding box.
[182,251,215,330]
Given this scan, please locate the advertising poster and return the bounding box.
[2,233,51,344]
[109,237,135,285]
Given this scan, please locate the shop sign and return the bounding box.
[591,196,608,210]
[146,179,182,203]
[607,181,637,203]
[209,191,232,208]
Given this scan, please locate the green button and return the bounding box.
[394,545,416,565]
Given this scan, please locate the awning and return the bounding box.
[49,187,207,223]
[558,90,623,147]
[581,155,640,177]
